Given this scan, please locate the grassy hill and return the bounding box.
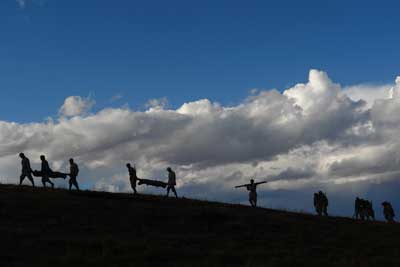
[0,184,399,267]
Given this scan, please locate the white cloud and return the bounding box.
[16,0,27,8]
[2,69,400,216]
[59,96,95,117]
[343,84,392,108]
[145,97,169,110]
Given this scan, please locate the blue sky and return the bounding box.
[1,0,400,122]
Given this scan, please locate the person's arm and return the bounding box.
[235,184,250,188]
[26,159,32,172]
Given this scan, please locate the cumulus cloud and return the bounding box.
[1,69,400,216]
[59,96,95,117]
[145,97,169,110]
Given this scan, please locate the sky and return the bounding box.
[1,0,400,219]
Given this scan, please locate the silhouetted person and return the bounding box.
[382,201,395,223]
[365,201,375,221]
[354,197,361,219]
[316,191,328,216]
[235,180,267,207]
[19,153,35,187]
[40,155,54,189]
[68,158,80,191]
[356,198,375,221]
[166,167,178,198]
[127,163,137,194]
[314,193,322,215]
[247,179,259,207]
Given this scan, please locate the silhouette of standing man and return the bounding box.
[69,158,80,191]
[40,155,54,189]
[166,167,178,198]
[19,153,35,187]
[247,179,258,207]
[126,163,138,194]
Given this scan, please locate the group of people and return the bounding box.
[18,152,179,198]
[313,191,329,216]
[126,163,178,198]
[18,153,397,222]
[311,193,395,223]
[19,153,80,191]
[354,197,375,221]
[353,197,396,223]
[234,179,396,223]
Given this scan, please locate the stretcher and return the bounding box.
[137,178,167,188]
[32,170,68,179]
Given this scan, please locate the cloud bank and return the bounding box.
[1,69,400,216]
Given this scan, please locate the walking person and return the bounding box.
[166,167,178,198]
[235,179,267,208]
[68,158,80,191]
[126,163,138,195]
[19,153,35,187]
[40,155,54,189]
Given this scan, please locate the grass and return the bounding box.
[0,184,399,267]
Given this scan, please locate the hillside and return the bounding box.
[0,184,399,267]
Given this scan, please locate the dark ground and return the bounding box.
[0,184,399,267]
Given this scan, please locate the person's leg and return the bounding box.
[130,182,136,194]
[45,176,54,189]
[69,179,73,190]
[20,174,25,185]
[42,177,46,188]
[27,174,35,187]
[166,186,171,197]
[73,179,80,191]
[172,187,178,198]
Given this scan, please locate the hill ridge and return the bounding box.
[0,183,399,267]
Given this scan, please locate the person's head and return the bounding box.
[319,191,323,195]
[167,167,172,172]
[69,158,74,164]
[126,163,131,168]
[40,155,45,161]
[19,153,25,159]
[250,179,254,184]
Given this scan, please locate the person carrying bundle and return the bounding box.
[235,179,267,207]
[19,153,35,187]
[40,155,54,189]
[313,191,329,216]
[382,201,395,223]
[32,155,68,184]
[166,167,178,198]
[126,163,138,194]
[68,158,80,191]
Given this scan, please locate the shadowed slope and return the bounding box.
[0,184,399,267]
